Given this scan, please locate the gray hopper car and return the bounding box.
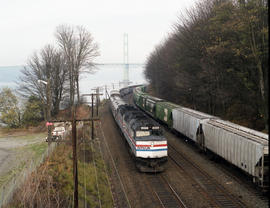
[201,119,268,187]
[172,107,268,188]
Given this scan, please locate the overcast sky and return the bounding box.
[0,0,197,66]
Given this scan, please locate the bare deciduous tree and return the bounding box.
[55,24,99,105]
[17,45,68,118]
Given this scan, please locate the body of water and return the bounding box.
[0,64,147,100]
[0,66,22,88]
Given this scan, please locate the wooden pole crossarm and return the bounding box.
[82,93,102,96]
[48,118,100,123]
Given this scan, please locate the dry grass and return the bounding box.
[7,131,113,207]
[4,110,113,207]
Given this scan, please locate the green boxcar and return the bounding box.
[141,85,147,92]
[133,89,140,104]
[145,95,163,117]
[133,87,141,104]
[133,86,180,129]
[133,87,147,109]
[138,93,148,110]
[155,102,180,128]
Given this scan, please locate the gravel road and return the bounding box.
[0,134,46,179]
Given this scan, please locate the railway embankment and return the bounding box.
[0,130,52,206]
[2,105,114,207]
[7,141,113,207]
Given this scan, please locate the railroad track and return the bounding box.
[206,154,269,201]
[98,121,131,208]
[99,112,161,208]
[144,174,187,208]
[168,143,247,208]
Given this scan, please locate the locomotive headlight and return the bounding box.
[151,142,154,147]
[141,127,148,130]
[152,126,159,129]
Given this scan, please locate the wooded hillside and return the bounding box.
[144,0,268,131]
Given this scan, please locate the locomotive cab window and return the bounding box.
[152,129,162,136]
[136,131,150,137]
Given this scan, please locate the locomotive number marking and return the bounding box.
[137,146,150,150]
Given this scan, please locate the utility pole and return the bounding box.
[105,87,110,100]
[91,87,103,119]
[96,88,99,116]
[91,94,94,140]
[48,116,100,208]
[38,79,52,143]
[82,93,102,140]
[72,106,78,208]
[47,79,52,143]
[105,85,107,99]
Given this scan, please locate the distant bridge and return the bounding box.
[94,63,145,67]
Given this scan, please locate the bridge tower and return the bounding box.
[122,33,131,87]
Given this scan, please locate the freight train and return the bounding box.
[121,85,268,188]
[109,89,168,172]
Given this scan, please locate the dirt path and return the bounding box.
[0,147,13,177]
[0,132,46,182]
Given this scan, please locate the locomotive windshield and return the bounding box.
[152,129,162,136]
[136,131,150,137]
[136,130,162,137]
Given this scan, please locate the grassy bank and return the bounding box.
[0,132,47,187]
[8,142,113,207]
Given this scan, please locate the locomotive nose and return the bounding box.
[150,161,158,167]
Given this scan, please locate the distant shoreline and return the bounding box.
[0,65,146,94]
[0,65,25,69]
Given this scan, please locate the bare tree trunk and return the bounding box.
[54,99,60,115]
[76,76,80,104]
[247,5,268,130]
[69,66,74,106]
[42,104,47,121]
[257,61,268,130]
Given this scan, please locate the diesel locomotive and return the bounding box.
[110,89,168,172]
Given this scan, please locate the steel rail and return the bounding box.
[160,175,188,208]
[144,173,187,208]
[98,121,131,208]
[168,143,247,208]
